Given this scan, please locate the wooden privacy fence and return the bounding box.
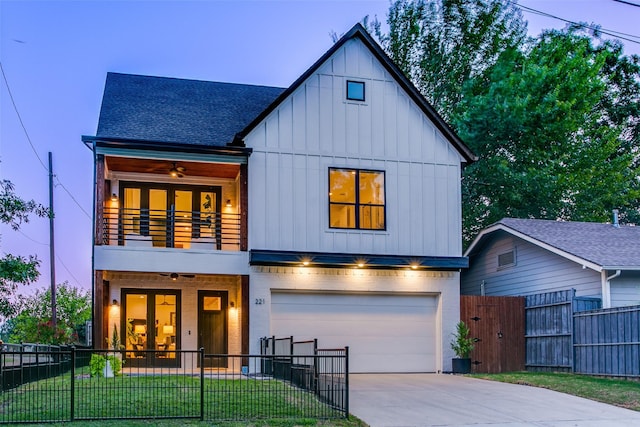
[574,305,640,377]
[525,290,600,372]
[525,289,640,378]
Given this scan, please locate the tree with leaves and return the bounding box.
[0,179,49,318]
[6,282,91,345]
[455,29,639,243]
[372,0,527,121]
[374,1,640,245]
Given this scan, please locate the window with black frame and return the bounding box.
[329,168,385,230]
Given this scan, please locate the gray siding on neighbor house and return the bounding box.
[462,231,602,298]
[611,271,640,307]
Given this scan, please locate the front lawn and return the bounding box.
[3,419,365,427]
[470,372,640,411]
[0,371,352,424]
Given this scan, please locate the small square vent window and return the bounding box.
[498,249,516,269]
[346,80,365,101]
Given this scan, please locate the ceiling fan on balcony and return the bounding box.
[169,162,186,178]
[160,272,196,281]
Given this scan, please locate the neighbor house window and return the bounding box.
[498,249,516,269]
[346,80,365,101]
[329,168,385,229]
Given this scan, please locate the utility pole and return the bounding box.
[49,152,57,327]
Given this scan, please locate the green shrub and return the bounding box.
[89,354,106,377]
[89,353,123,377]
[106,354,122,375]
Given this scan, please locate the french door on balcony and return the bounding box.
[119,182,222,249]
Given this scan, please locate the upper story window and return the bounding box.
[497,249,516,269]
[329,168,385,230]
[346,80,365,101]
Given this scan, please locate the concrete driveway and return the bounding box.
[349,374,640,427]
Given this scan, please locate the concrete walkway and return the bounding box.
[349,374,640,427]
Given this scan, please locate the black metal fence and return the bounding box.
[260,336,349,414]
[0,348,348,423]
[525,289,640,378]
[0,343,87,392]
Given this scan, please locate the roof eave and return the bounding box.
[82,135,252,156]
[250,249,469,270]
[601,266,640,271]
[464,223,604,272]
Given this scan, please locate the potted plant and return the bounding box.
[102,324,124,377]
[450,321,475,374]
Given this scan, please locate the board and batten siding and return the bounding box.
[244,38,464,257]
[462,232,602,298]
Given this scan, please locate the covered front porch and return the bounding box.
[99,271,249,368]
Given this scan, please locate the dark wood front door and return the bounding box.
[198,291,228,368]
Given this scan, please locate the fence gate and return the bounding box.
[460,296,525,373]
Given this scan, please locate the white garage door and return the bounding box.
[270,292,437,373]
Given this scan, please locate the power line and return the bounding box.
[17,229,48,246]
[613,0,640,8]
[1,61,91,220]
[0,62,48,172]
[54,178,91,220]
[514,1,640,46]
[16,230,85,288]
[55,254,85,288]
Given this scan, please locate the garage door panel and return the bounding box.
[276,318,434,338]
[275,304,434,317]
[271,292,437,373]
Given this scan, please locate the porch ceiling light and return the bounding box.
[169,162,186,178]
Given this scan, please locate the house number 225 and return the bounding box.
[255,298,265,305]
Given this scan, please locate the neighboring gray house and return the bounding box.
[462,218,640,308]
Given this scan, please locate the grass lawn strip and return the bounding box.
[469,372,640,411]
[0,370,348,423]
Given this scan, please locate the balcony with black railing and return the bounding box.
[101,207,242,251]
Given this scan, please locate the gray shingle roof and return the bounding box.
[96,72,285,146]
[497,218,640,269]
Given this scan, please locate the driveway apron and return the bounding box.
[349,374,640,427]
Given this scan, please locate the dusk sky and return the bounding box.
[1,0,639,298]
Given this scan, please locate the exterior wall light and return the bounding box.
[226,199,232,207]
[110,193,118,202]
[111,299,119,307]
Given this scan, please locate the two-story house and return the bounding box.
[83,24,476,373]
